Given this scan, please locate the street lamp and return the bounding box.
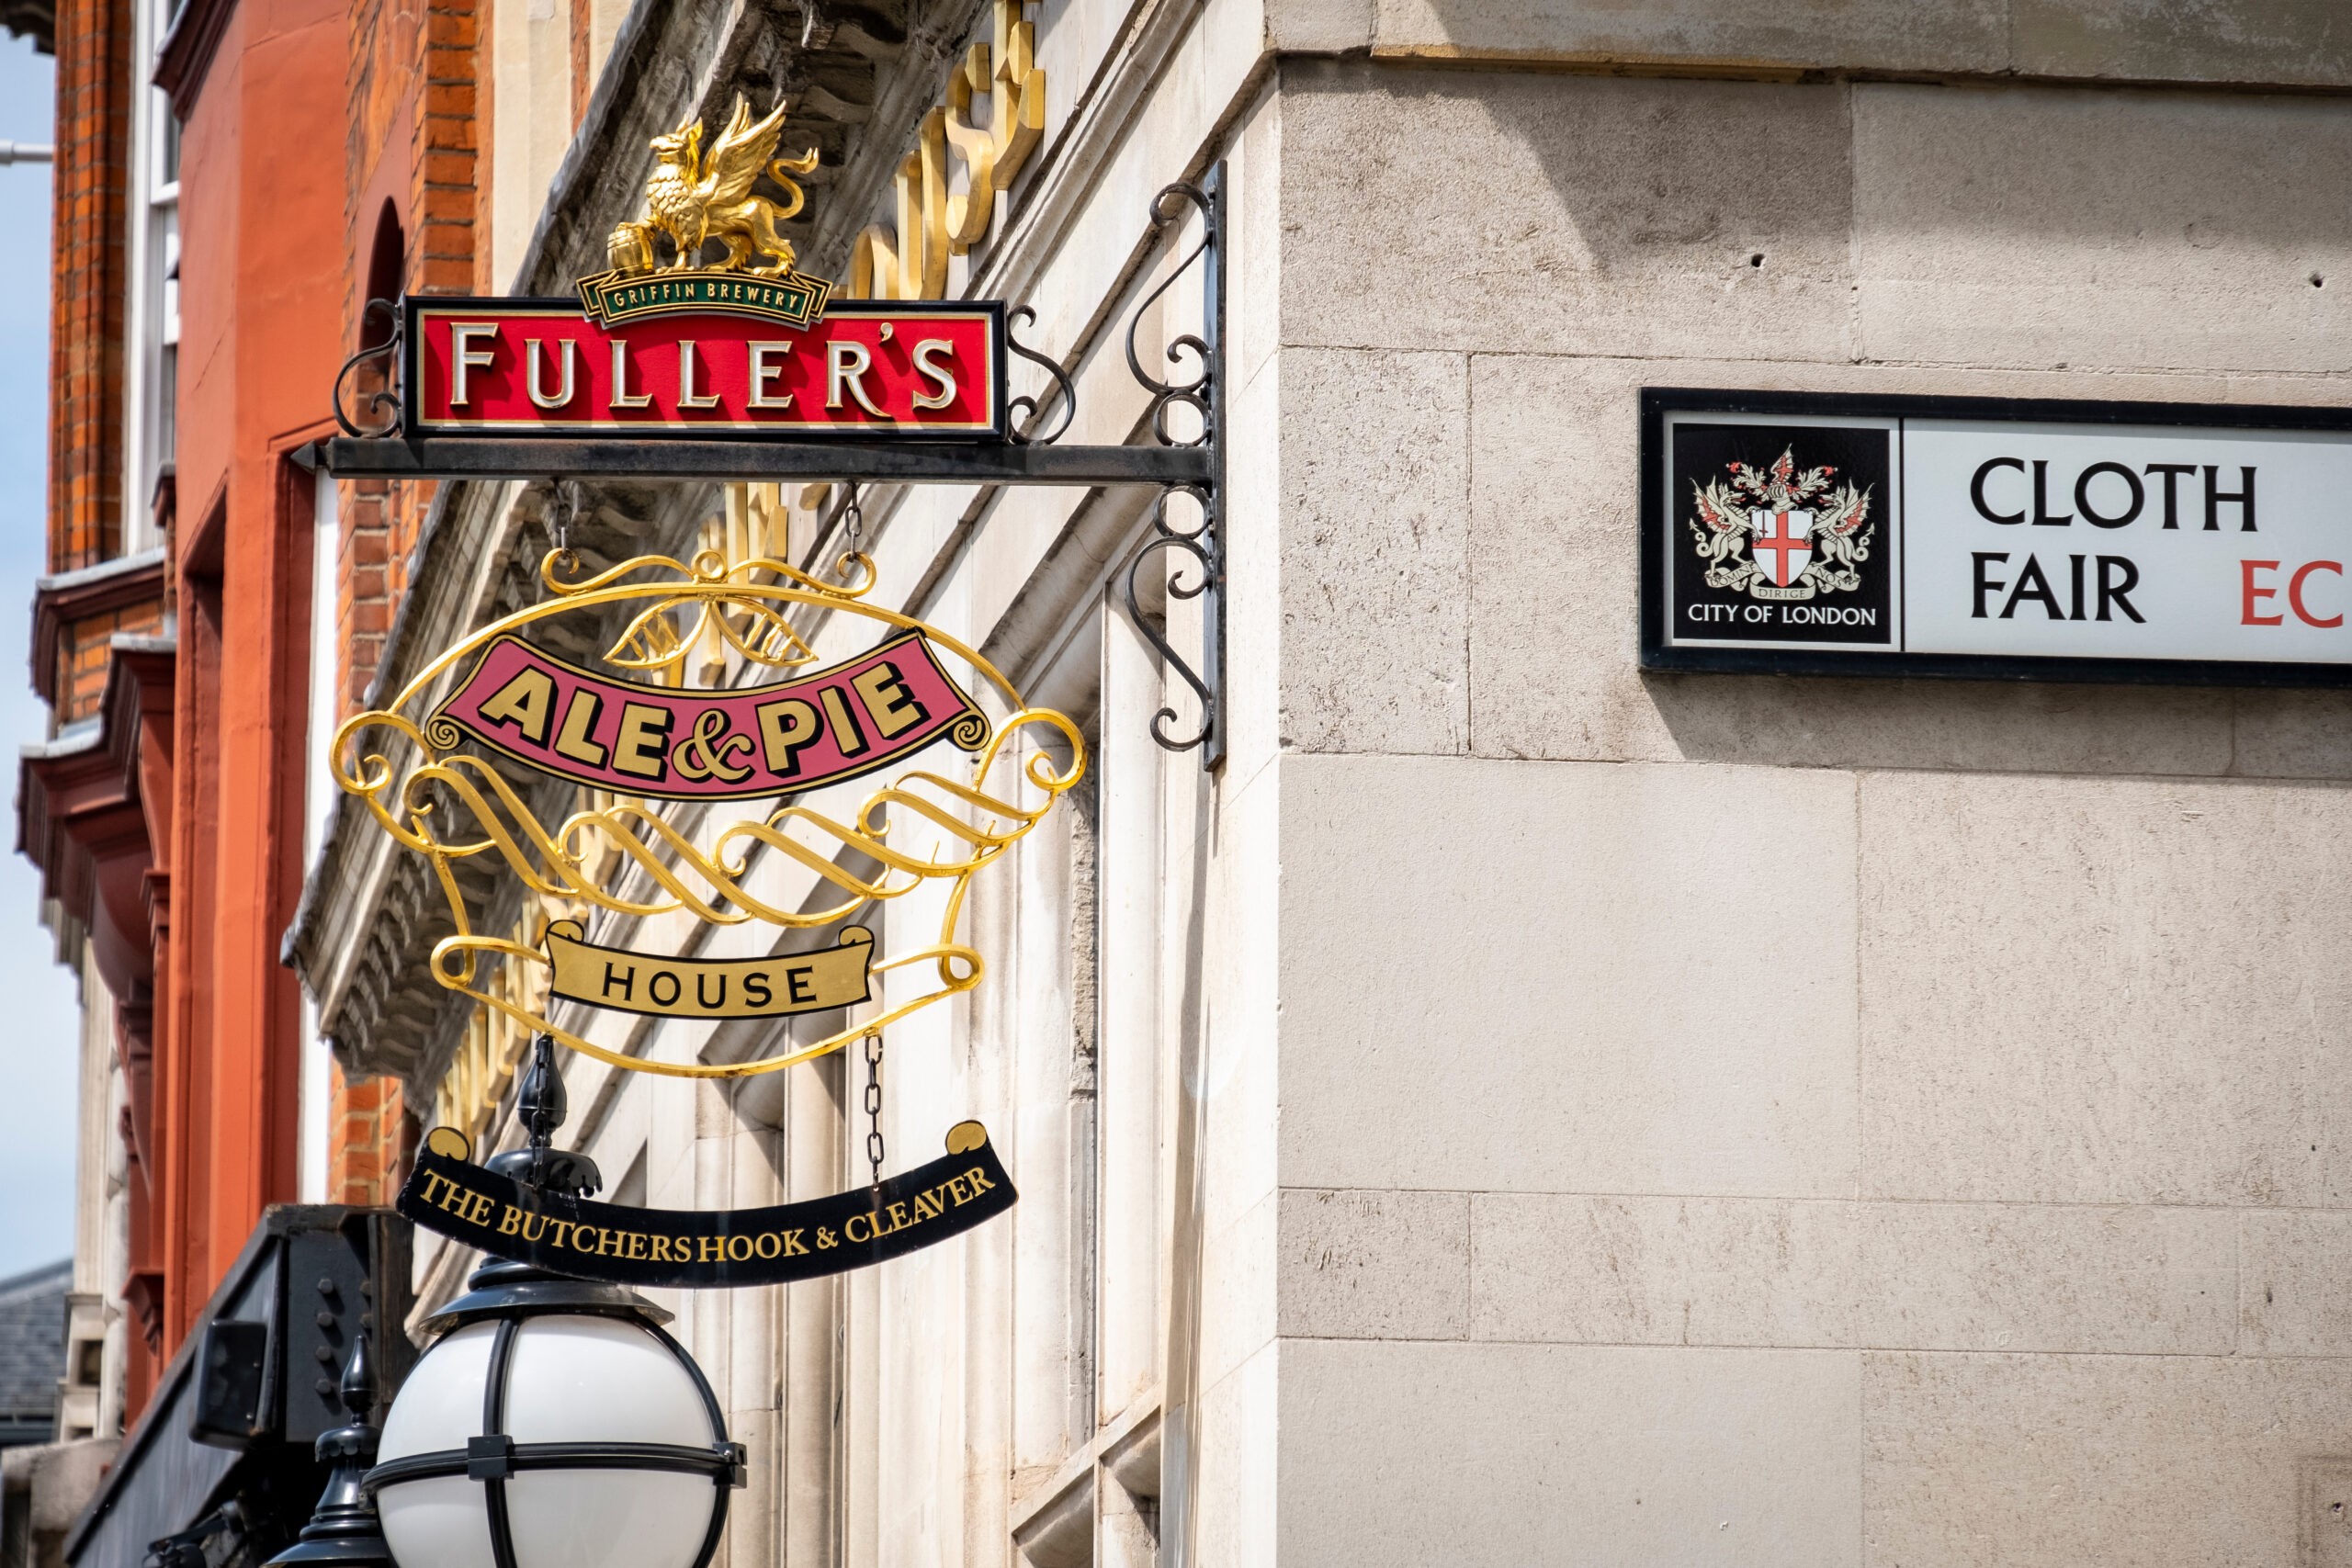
[363,1039,744,1568]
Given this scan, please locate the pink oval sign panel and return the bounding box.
[428,629,991,801]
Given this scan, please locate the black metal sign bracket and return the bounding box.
[304,166,1230,768]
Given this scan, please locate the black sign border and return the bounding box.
[401,296,1010,442]
[1640,387,2352,688]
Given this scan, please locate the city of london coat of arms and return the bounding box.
[1689,446,1875,602]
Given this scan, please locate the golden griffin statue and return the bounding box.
[607,95,821,276]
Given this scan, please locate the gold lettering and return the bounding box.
[610,340,652,408]
[524,337,578,409]
[887,1201,911,1233]
[844,1213,871,1244]
[613,702,673,780]
[756,698,820,773]
[783,1229,808,1257]
[966,1166,996,1193]
[498,1204,525,1236]
[945,1175,973,1205]
[850,661,926,739]
[913,1190,944,1221]
[596,1227,624,1257]
[726,1235,753,1263]
[818,686,868,756]
[678,341,723,409]
[852,0,1043,302]
[627,1232,649,1260]
[754,1232,781,1259]
[448,321,499,407]
[477,667,556,745]
[910,340,958,411]
[553,689,608,768]
[748,343,795,410]
[698,1236,726,1264]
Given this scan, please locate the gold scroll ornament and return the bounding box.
[333,536,1085,1081]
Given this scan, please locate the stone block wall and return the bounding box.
[1262,58,2352,1566]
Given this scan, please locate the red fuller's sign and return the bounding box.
[403,297,1005,438]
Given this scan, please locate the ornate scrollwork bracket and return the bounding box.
[1004,307,1074,446]
[1116,168,1226,768]
[334,298,404,439]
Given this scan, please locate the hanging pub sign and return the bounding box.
[338,95,1086,1283]
[1642,389,2352,685]
[399,95,1005,440]
[396,1122,1014,1289]
[333,541,1086,1082]
[322,62,1256,1292]
[339,533,1080,1279]
[338,82,1085,1088]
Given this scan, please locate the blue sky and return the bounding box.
[0,34,85,1279]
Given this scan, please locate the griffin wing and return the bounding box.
[699,95,788,208]
[1690,477,1747,536]
[1817,483,1873,536]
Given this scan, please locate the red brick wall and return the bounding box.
[328,1064,406,1204]
[55,600,166,723]
[48,0,130,573]
[416,0,479,295]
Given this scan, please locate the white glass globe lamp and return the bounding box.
[365,1043,742,1568]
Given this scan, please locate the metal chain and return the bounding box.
[839,482,864,556]
[549,479,575,558]
[862,1031,885,1187]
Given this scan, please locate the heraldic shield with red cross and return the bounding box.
[1752,505,1815,588]
[1665,420,1895,648]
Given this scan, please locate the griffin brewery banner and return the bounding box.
[1644,389,2352,685]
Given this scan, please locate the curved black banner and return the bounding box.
[396,1122,1015,1288]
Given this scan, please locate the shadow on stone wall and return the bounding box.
[1642,672,2352,781]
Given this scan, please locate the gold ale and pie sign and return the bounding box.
[353,64,1072,1286]
[344,540,1081,1284]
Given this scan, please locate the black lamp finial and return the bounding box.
[262,1335,392,1568]
[486,1034,601,1198]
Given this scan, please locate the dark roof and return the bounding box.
[0,1258,68,1443]
[0,0,51,55]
